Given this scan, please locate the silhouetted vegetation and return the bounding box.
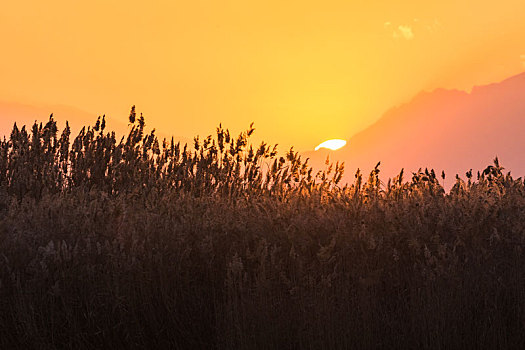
[1,108,525,349]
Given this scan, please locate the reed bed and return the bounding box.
[1,108,525,349]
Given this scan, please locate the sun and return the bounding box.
[315,139,347,151]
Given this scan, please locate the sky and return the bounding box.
[1,0,524,150]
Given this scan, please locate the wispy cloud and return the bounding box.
[386,22,414,40]
[425,19,442,33]
[397,25,414,40]
[385,18,441,40]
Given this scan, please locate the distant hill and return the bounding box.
[0,101,115,137]
[0,101,190,145]
[304,72,525,183]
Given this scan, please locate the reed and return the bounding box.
[1,108,525,349]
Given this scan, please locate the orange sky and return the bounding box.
[1,0,524,150]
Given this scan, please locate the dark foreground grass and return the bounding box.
[1,110,525,349]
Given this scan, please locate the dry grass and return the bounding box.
[1,108,525,349]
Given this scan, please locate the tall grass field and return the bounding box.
[1,108,525,349]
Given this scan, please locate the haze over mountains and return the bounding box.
[306,72,525,183]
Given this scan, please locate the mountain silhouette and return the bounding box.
[304,72,525,183]
[0,101,107,137]
[0,101,189,145]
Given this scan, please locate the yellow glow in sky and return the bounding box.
[1,1,524,150]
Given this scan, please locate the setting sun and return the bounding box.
[315,139,347,151]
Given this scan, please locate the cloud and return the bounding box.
[397,25,414,40]
[386,18,440,40]
[425,19,442,33]
[391,25,414,40]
